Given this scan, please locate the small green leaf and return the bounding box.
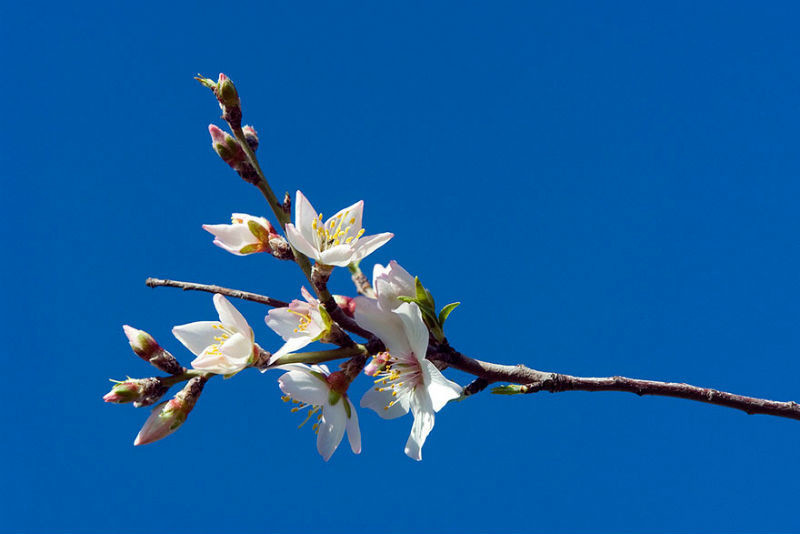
[438,302,461,325]
[414,277,427,302]
[397,295,419,305]
[239,243,261,254]
[247,220,271,242]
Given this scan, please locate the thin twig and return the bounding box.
[431,347,800,422]
[146,277,289,308]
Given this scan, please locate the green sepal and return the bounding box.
[438,302,461,326]
[328,390,342,406]
[343,397,352,418]
[247,220,271,242]
[239,243,261,254]
[491,384,529,395]
[309,370,328,383]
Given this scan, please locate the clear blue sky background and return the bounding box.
[4,1,800,532]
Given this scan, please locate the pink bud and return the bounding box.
[134,376,206,446]
[364,352,391,377]
[333,295,356,317]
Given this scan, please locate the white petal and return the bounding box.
[191,351,238,375]
[405,389,435,461]
[324,199,363,241]
[278,369,329,405]
[353,297,411,355]
[172,321,219,356]
[285,223,321,260]
[374,260,416,311]
[360,386,410,419]
[395,302,429,364]
[213,294,250,335]
[294,191,320,245]
[203,223,257,253]
[265,308,300,340]
[270,335,314,361]
[219,331,253,361]
[422,360,462,412]
[346,399,361,454]
[317,403,347,461]
[350,232,394,263]
[318,244,357,267]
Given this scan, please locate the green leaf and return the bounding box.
[414,277,427,302]
[247,220,271,242]
[397,296,418,305]
[438,302,461,326]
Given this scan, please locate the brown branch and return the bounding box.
[145,277,289,308]
[431,347,800,422]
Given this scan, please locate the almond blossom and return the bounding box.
[284,190,393,267]
[265,287,331,363]
[203,213,277,256]
[278,364,361,461]
[354,299,462,460]
[172,294,255,375]
[372,260,416,311]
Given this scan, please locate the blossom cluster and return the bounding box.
[108,182,463,461]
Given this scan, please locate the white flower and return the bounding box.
[202,213,276,256]
[172,294,255,375]
[284,190,393,267]
[354,299,462,460]
[372,260,416,311]
[265,287,330,363]
[278,364,361,461]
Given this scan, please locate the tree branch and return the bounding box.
[432,347,800,422]
[146,277,289,308]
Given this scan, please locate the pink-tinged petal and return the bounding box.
[278,368,329,405]
[300,286,318,304]
[317,402,347,461]
[345,399,361,455]
[191,352,237,375]
[360,385,410,419]
[213,294,250,335]
[353,297,412,356]
[172,321,219,356]
[270,335,314,361]
[285,223,321,260]
[318,244,357,267]
[134,401,178,446]
[350,232,394,263]
[405,389,435,461]
[325,199,364,241]
[395,302,429,364]
[219,331,253,361]
[294,191,320,244]
[422,360,462,412]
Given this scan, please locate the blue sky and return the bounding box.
[4,1,800,532]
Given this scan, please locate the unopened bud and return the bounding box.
[268,235,293,260]
[208,125,260,185]
[363,352,391,377]
[104,377,168,407]
[134,376,207,446]
[123,326,183,375]
[196,73,242,128]
[333,295,356,317]
[242,125,259,151]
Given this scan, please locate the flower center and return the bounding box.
[371,352,422,411]
[281,395,323,434]
[311,210,365,251]
[207,323,235,355]
[288,309,312,333]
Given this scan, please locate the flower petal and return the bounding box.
[324,199,363,241]
[172,321,220,356]
[405,389,435,461]
[374,260,415,311]
[360,385,410,419]
[285,223,321,260]
[353,297,411,356]
[213,294,250,335]
[317,403,347,461]
[265,308,301,340]
[270,335,314,361]
[350,232,394,263]
[294,191,320,245]
[203,223,257,255]
[191,351,237,375]
[219,331,253,361]
[278,368,329,405]
[318,244,357,267]
[395,302,429,364]
[345,399,361,455]
[422,360,462,412]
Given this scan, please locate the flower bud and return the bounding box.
[363,352,391,377]
[103,377,168,407]
[196,73,242,129]
[208,125,260,184]
[242,125,259,151]
[123,326,184,375]
[333,295,356,317]
[134,376,207,446]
